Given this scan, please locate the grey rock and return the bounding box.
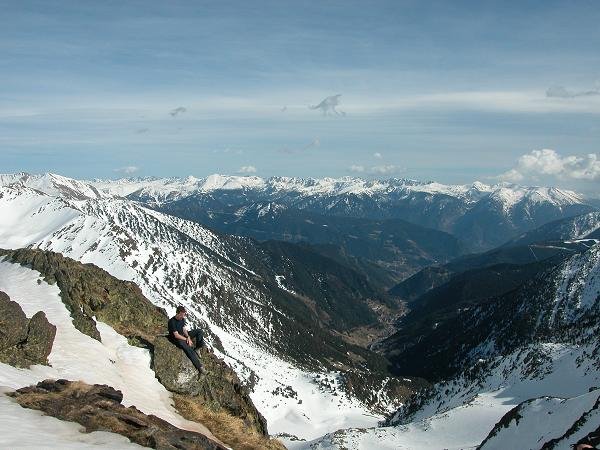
[0,291,56,368]
[0,291,28,351]
[153,336,268,436]
[23,311,57,365]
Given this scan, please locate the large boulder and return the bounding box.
[0,291,56,368]
[0,291,28,350]
[9,379,227,450]
[153,336,268,436]
[23,311,57,364]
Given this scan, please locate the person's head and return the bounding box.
[175,305,186,319]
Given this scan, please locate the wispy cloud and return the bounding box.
[278,137,320,155]
[366,90,600,114]
[546,85,599,99]
[349,165,365,173]
[114,165,139,175]
[237,165,257,174]
[212,147,244,155]
[497,149,600,182]
[349,164,403,176]
[135,128,149,134]
[369,164,404,175]
[373,152,383,159]
[307,137,320,149]
[169,106,187,117]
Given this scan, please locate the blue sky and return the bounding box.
[1,0,600,190]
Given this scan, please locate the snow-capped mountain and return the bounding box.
[1,172,107,200]
[87,174,595,251]
[0,173,408,443]
[5,172,593,252]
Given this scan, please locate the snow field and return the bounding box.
[204,320,383,443]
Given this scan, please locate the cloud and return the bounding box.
[373,152,383,159]
[309,94,346,116]
[135,128,149,134]
[546,85,600,99]
[237,165,257,174]
[369,164,404,175]
[169,106,187,117]
[114,166,139,175]
[212,147,244,155]
[305,137,320,150]
[348,164,403,176]
[498,149,600,182]
[278,137,320,155]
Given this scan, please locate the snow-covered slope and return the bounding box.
[91,174,266,203]
[0,180,393,442]
[479,388,600,450]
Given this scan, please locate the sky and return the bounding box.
[1,0,600,192]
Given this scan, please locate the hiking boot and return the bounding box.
[197,367,207,377]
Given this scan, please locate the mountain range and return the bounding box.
[1,171,599,449]
[85,173,593,250]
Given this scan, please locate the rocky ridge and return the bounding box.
[8,379,227,450]
[0,248,270,440]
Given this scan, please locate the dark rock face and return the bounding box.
[153,336,268,436]
[0,291,28,349]
[0,248,167,345]
[8,379,226,450]
[22,312,56,364]
[0,291,56,368]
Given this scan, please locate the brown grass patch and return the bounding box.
[173,394,287,450]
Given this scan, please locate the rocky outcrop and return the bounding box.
[153,336,268,436]
[8,379,226,450]
[0,248,167,344]
[0,291,56,368]
[0,249,270,439]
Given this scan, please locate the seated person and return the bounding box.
[168,305,206,375]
